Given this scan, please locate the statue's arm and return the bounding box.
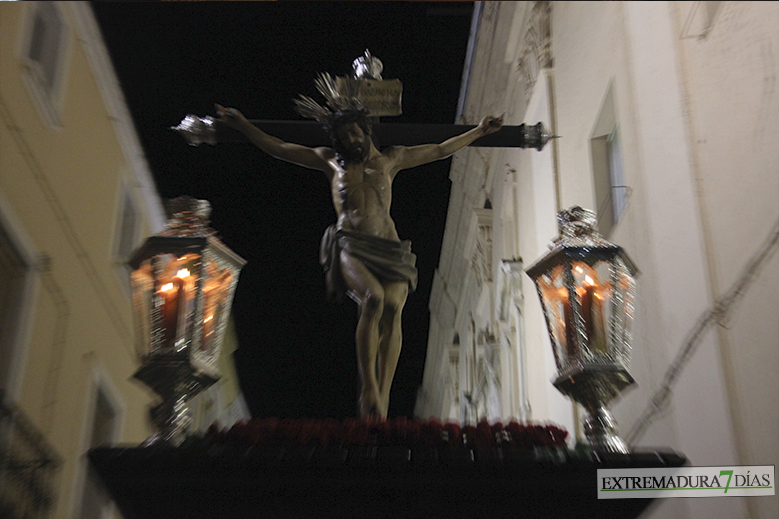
[215,104,332,172]
[390,114,504,172]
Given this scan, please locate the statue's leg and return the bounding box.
[339,250,386,418]
[377,281,409,414]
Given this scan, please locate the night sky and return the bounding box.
[92,1,474,420]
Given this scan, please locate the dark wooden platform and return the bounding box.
[89,445,686,519]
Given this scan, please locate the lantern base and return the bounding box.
[133,353,220,447]
[583,407,630,454]
[553,364,634,408]
[553,364,634,454]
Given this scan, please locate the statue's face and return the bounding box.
[335,122,370,163]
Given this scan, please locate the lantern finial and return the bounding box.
[162,196,212,237]
[557,205,599,239]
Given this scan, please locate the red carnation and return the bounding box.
[420,419,444,447]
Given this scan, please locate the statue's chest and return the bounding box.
[337,165,390,194]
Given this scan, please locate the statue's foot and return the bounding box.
[359,391,386,420]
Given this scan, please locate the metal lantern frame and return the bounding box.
[526,206,638,453]
[128,197,246,446]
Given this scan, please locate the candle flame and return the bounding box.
[160,282,174,292]
[176,268,190,278]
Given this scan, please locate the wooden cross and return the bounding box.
[172,117,554,151]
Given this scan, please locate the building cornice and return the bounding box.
[67,2,165,232]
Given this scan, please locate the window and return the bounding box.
[113,187,140,295]
[590,84,628,237]
[20,1,69,127]
[681,1,722,39]
[0,201,37,401]
[115,189,139,261]
[0,226,27,394]
[607,127,627,224]
[77,386,119,519]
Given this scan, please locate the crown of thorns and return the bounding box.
[293,72,368,124]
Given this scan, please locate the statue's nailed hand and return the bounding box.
[215,104,248,130]
[478,114,505,136]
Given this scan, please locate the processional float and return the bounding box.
[88,51,683,519]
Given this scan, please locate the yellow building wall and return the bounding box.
[2,4,249,517]
[1,3,159,518]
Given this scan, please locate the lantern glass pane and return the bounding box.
[608,259,636,362]
[197,255,235,362]
[536,265,569,367]
[129,251,202,355]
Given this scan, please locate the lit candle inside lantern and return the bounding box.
[581,275,607,353]
[563,296,576,357]
[159,269,190,349]
[160,279,181,349]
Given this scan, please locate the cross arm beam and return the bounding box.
[172,116,554,151]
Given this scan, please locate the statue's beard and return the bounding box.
[334,138,369,165]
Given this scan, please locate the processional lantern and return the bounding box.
[526,206,638,454]
[128,196,246,446]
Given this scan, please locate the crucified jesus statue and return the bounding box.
[215,77,502,419]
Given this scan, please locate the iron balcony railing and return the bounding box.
[0,393,62,519]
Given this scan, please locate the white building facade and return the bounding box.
[416,3,778,519]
